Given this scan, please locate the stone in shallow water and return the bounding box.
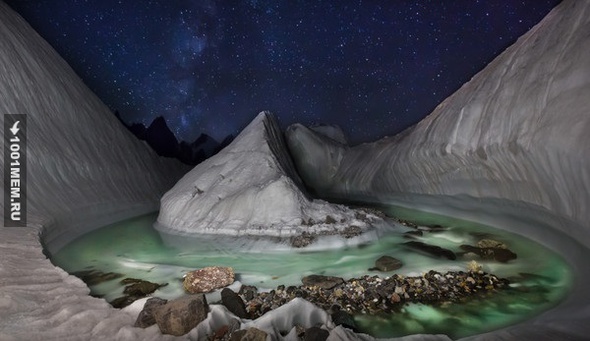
[183,266,235,293]
[122,278,166,296]
[331,309,358,332]
[460,244,517,263]
[371,255,403,272]
[302,274,344,290]
[153,294,208,336]
[403,241,457,260]
[110,278,168,308]
[135,297,167,328]
[72,269,123,286]
[477,239,508,249]
[403,230,424,239]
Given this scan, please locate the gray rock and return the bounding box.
[238,285,258,301]
[153,294,208,336]
[134,297,168,328]
[302,275,344,290]
[221,288,248,318]
[372,255,403,272]
[291,232,316,248]
[403,241,456,260]
[460,244,517,263]
[331,310,358,332]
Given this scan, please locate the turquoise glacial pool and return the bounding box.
[50,208,572,339]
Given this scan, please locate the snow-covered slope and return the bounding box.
[287,0,590,245]
[157,111,379,237]
[0,1,188,339]
[286,1,590,340]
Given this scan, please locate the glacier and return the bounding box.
[156,111,381,241]
[286,0,590,340]
[0,0,589,340]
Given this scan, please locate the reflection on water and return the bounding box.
[51,208,572,339]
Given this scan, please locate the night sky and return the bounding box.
[6,0,561,145]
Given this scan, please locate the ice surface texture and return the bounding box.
[1,1,589,341]
[157,111,378,237]
[0,1,187,339]
[286,1,590,340]
[287,1,590,243]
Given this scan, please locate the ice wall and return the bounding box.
[287,0,590,245]
[286,1,590,340]
[0,1,188,339]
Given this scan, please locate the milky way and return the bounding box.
[6,0,561,144]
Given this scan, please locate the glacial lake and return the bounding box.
[50,209,572,339]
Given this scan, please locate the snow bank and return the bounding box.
[287,1,590,243]
[157,111,380,238]
[287,1,590,340]
[0,1,187,339]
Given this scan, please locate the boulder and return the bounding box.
[460,245,517,263]
[121,278,166,296]
[371,255,403,272]
[153,295,208,336]
[134,297,167,328]
[403,241,457,260]
[183,266,235,293]
[331,309,358,332]
[477,239,508,249]
[302,275,344,290]
[221,288,248,318]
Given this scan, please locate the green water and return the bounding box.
[51,209,572,339]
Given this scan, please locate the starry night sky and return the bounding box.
[6,0,561,145]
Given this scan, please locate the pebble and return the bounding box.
[239,270,509,318]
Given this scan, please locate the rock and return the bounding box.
[291,232,316,248]
[477,239,508,249]
[239,285,258,301]
[421,224,447,232]
[122,279,166,296]
[331,309,358,332]
[304,326,329,341]
[72,269,123,286]
[183,266,235,293]
[109,278,167,309]
[403,241,457,260]
[230,327,267,341]
[460,245,517,263]
[371,255,403,272]
[153,294,208,336]
[341,225,362,238]
[221,288,248,318]
[134,297,167,328]
[491,248,518,262]
[302,274,344,290]
[109,296,136,309]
